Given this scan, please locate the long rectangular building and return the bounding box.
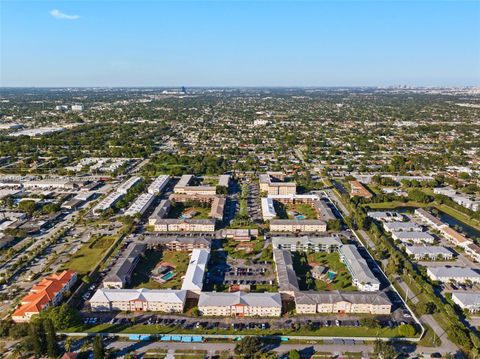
[181,249,210,293]
[391,231,435,244]
[261,197,277,220]
[198,292,282,317]
[147,175,170,195]
[144,236,211,251]
[273,249,300,295]
[405,246,453,260]
[426,266,480,284]
[259,173,296,195]
[294,291,391,315]
[103,243,146,289]
[124,193,155,217]
[272,236,342,253]
[414,208,445,230]
[339,245,380,292]
[452,292,480,312]
[384,222,423,233]
[270,219,327,233]
[90,288,186,313]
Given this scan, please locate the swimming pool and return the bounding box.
[161,271,174,281]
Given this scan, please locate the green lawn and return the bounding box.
[274,202,318,220]
[130,250,190,289]
[61,235,116,275]
[292,252,356,291]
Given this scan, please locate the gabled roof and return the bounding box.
[198,291,282,308]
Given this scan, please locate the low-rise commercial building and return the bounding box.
[117,176,142,195]
[294,291,391,315]
[405,246,453,260]
[272,236,342,253]
[93,192,124,216]
[426,266,480,284]
[198,292,282,317]
[339,245,380,292]
[90,288,186,313]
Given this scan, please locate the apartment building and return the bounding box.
[103,243,146,289]
[426,266,480,284]
[367,211,404,222]
[465,243,480,263]
[144,236,211,251]
[339,245,380,292]
[147,175,170,195]
[414,208,446,230]
[209,196,226,221]
[391,231,435,245]
[261,197,277,220]
[272,236,342,253]
[452,292,480,312]
[198,292,282,317]
[124,193,155,217]
[294,291,391,315]
[90,288,186,313]
[259,173,296,195]
[181,249,210,293]
[148,199,172,226]
[440,226,473,249]
[270,219,327,233]
[153,219,216,232]
[174,175,216,195]
[383,222,423,233]
[404,246,453,260]
[92,192,124,216]
[12,271,77,322]
[349,181,372,199]
[273,249,300,296]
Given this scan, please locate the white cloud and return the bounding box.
[50,9,80,20]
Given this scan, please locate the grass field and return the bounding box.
[130,250,191,289]
[61,235,116,275]
[274,202,318,220]
[292,252,356,292]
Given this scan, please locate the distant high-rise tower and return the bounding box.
[181,86,187,94]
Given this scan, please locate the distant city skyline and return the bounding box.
[1,0,479,87]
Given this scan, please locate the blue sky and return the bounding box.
[1,1,479,87]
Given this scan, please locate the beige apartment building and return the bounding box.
[294,291,391,315]
[90,289,187,313]
[153,219,216,232]
[270,219,327,233]
[259,173,296,195]
[198,292,282,317]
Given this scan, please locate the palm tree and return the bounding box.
[64,337,74,353]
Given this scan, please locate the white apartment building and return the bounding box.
[339,245,380,292]
[147,175,170,195]
[124,193,155,217]
[404,246,453,260]
[426,267,480,284]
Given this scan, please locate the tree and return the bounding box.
[234,336,262,358]
[18,200,36,214]
[373,340,396,359]
[41,303,81,330]
[288,349,301,359]
[64,337,74,353]
[191,306,200,317]
[417,301,437,315]
[44,318,59,358]
[93,335,105,359]
[29,319,46,356]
